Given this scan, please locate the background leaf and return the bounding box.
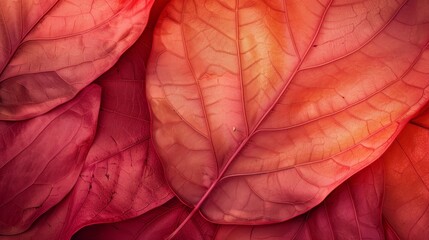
[0,85,101,235]
[381,110,429,239]
[0,0,172,238]
[0,0,155,120]
[215,160,384,240]
[73,154,384,240]
[72,198,216,240]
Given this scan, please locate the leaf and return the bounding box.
[0,85,101,235]
[215,160,384,239]
[72,198,217,240]
[72,155,384,240]
[146,0,429,230]
[0,0,155,120]
[0,147,171,240]
[381,118,429,239]
[383,218,400,240]
[0,1,173,237]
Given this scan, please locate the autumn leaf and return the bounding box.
[0,85,100,235]
[0,0,155,120]
[146,0,429,231]
[72,156,384,239]
[381,116,429,239]
[0,1,172,238]
[2,0,429,239]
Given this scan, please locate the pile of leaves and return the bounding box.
[1,0,429,239]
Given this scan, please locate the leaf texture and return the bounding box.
[215,160,384,239]
[72,156,384,240]
[0,0,155,120]
[0,85,101,235]
[383,218,400,240]
[72,198,216,240]
[381,119,429,239]
[0,147,170,240]
[146,0,429,227]
[0,1,173,237]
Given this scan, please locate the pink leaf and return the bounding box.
[0,1,173,237]
[72,198,216,240]
[72,154,384,240]
[0,85,101,235]
[0,0,155,120]
[215,160,384,239]
[146,0,429,233]
[381,115,429,239]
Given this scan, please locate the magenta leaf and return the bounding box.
[0,85,101,235]
[146,0,429,232]
[0,0,155,120]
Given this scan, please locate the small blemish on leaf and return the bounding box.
[232,126,237,132]
[313,44,318,47]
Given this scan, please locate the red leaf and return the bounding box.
[146,0,429,232]
[72,155,384,240]
[0,0,154,120]
[0,1,173,238]
[0,85,101,235]
[381,120,429,239]
[215,160,384,239]
[0,147,171,240]
[72,198,216,240]
[383,218,401,240]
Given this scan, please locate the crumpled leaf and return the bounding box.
[72,198,216,240]
[147,0,429,228]
[0,85,101,235]
[215,160,384,239]
[381,116,429,239]
[0,1,173,237]
[0,0,155,120]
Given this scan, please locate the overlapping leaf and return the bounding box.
[0,1,173,238]
[215,160,384,239]
[147,0,429,228]
[0,0,155,120]
[381,116,429,239]
[72,156,384,240]
[0,85,101,235]
[72,199,216,240]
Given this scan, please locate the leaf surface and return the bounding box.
[72,198,216,240]
[146,0,429,228]
[0,1,173,237]
[0,85,101,235]
[381,115,429,239]
[72,155,384,240]
[215,160,384,239]
[383,218,400,240]
[0,0,154,120]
